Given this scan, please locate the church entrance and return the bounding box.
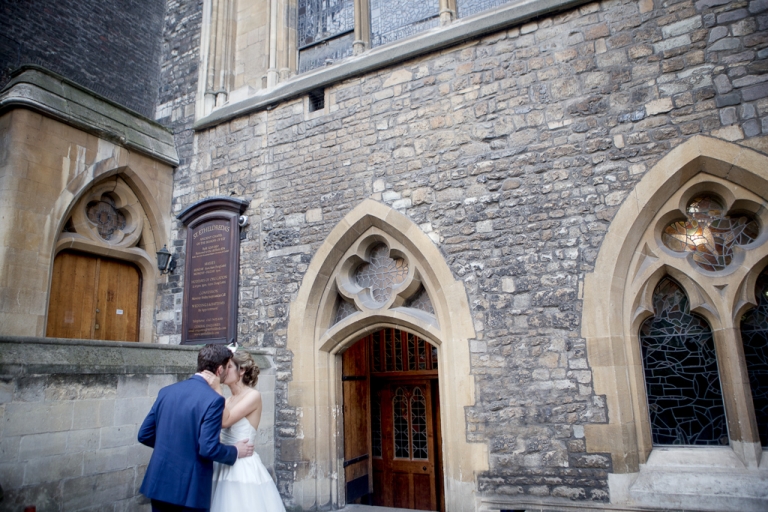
[46,250,141,341]
[342,328,444,511]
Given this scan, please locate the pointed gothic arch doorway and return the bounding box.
[342,327,444,511]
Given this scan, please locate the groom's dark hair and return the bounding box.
[197,344,232,373]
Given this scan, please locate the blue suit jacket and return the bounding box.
[138,375,237,508]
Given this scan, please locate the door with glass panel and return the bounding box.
[372,378,439,510]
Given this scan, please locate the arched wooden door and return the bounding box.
[343,328,444,511]
[46,250,141,341]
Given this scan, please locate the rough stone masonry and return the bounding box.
[155,0,768,506]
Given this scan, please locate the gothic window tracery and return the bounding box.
[740,269,768,446]
[354,244,409,304]
[86,195,127,241]
[639,277,728,445]
[661,196,759,272]
[331,235,436,328]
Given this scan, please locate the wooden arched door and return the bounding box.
[343,328,444,511]
[46,250,141,341]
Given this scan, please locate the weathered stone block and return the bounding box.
[100,424,137,449]
[83,445,131,475]
[113,397,155,426]
[4,401,73,436]
[23,452,83,485]
[19,431,69,460]
[117,375,149,398]
[62,468,135,510]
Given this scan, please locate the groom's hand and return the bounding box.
[235,439,254,458]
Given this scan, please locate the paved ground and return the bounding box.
[338,506,419,512]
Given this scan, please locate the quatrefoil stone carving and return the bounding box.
[336,238,421,312]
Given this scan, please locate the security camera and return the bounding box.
[238,215,249,227]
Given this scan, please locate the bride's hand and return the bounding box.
[200,370,222,393]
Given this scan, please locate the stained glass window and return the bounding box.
[298,0,354,73]
[355,244,408,304]
[456,0,513,18]
[370,0,440,48]
[334,296,357,324]
[411,387,428,459]
[740,269,768,446]
[404,285,435,315]
[639,277,728,445]
[86,195,126,240]
[662,196,759,272]
[393,388,410,458]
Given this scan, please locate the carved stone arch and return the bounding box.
[286,199,488,511]
[582,136,768,508]
[47,167,170,343]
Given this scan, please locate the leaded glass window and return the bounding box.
[393,387,410,458]
[86,195,126,240]
[334,296,357,324]
[740,269,768,446]
[404,285,435,315]
[639,277,728,445]
[411,387,428,459]
[369,328,437,373]
[456,0,513,18]
[370,0,440,48]
[298,0,355,73]
[372,389,382,457]
[662,196,759,272]
[355,244,408,304]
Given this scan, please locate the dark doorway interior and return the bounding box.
[342,328,444,511]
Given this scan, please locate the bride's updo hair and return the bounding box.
[232,351,260,387]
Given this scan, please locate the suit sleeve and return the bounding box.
[138,399,158,448]
[198,396,238,465]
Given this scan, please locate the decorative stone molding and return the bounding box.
[286,199,488,510]
[582,136,768,511]
[0,66,179,166]
[54,176,164,344]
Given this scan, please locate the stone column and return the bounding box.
[205,0,237,114]
[353,0,370,55]
[266,0,279,88]
[439,0,456,25]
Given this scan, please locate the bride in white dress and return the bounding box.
[209,350,286,512]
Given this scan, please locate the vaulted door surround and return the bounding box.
[47,176,162,343]
[582,136,768,510]
[286,200,487,510]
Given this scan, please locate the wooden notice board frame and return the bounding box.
[178,196,248,345]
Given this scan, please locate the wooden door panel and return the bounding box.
[47,251,98,339]
[97,258,140,341]
[342,339,372,503]
[372,380,437,511]
[47,251,140,342]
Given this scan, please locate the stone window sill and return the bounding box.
[193,0,590,131]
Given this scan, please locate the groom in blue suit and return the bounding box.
[138,344,254,512]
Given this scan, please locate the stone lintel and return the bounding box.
[0,66,179,166]
[193,0,592,131]
[0,336,271,376]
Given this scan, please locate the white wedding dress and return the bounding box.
[210,417,286,511]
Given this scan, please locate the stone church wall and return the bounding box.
[0,0,167,117]
[156,0,768,508]
[0,338,275,512]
